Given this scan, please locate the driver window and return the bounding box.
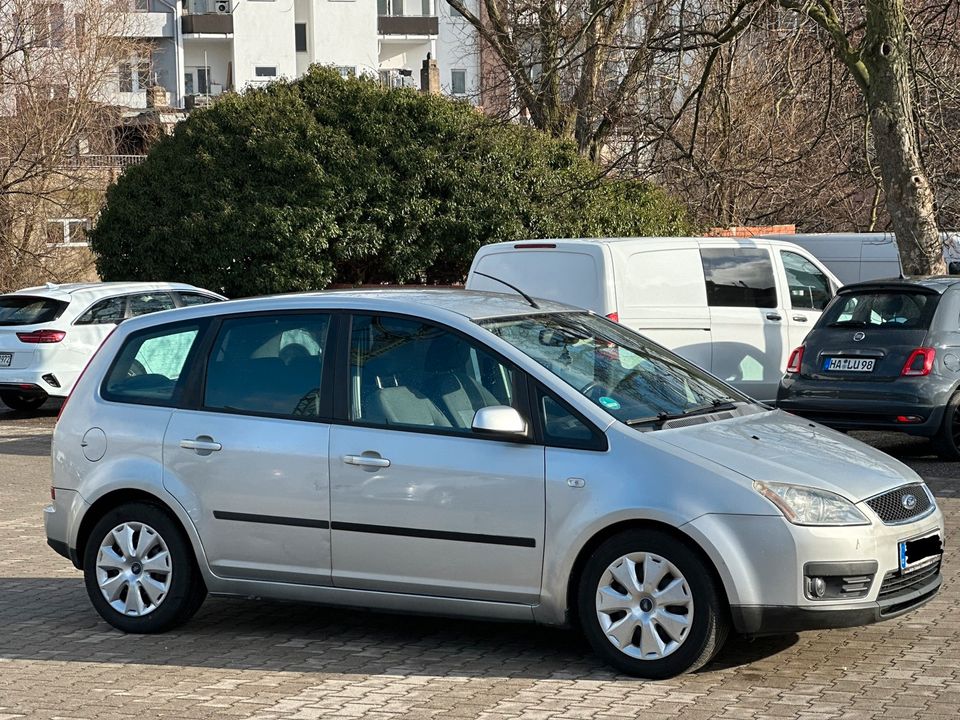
[204,314,329,419]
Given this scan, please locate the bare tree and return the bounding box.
[0,0,143,290]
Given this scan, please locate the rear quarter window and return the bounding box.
[102,322,204,406]
[823,291,939,330]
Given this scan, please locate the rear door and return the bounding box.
[802,288,939,382]
[700,246,789,401]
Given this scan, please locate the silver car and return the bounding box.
[45,290,944,678]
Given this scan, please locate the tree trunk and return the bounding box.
[863,0,944,275]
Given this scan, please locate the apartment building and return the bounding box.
[116,0,481,111]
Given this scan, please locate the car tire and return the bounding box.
[0,390,47,411]
[576,529,729,679]
[932,391,960,460]
[82,502,206,633]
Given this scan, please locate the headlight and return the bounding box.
[753,481,870,526]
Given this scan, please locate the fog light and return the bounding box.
[811,577,827,598]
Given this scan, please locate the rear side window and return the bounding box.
[127,292,175,317]
[75,296,126,325]
[823,291,938,329]
[103,323,202,405]
[701,248,777,308]
[204,314,329,419]
[178,292,220,307]
[0,296,67,326]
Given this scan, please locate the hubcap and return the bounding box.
[95,521,172,617]
[595,552,694,661]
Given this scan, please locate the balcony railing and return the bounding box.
[378,15,439,36]
[182,14,234,34]
[63,155,147,168]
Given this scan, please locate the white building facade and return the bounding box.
[115,0,480,111]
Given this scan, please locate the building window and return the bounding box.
[255,66,277,77]
[119,59,150,93]
[34,3,65,48]
[131,0,149,11]
[46,219,91,247]
[378,0,403,15]
[295,23,307,52]
[184,72,194,95]
[451,69,466,95]
[336,66,356,78]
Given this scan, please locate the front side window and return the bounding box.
[480,313,748,428]
[75,296,126,325]
[350,315,515,432]
[823,291,938,330]
[204,314,329,419]
[128,292,175,317]
[103,323,201,405]
[782,251,831,311]
[701,248,777,309]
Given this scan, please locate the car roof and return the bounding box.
[481,236,805,250]
[6,282,214,303]
[839,276,960,295]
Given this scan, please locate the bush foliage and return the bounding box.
[91,67,694,297]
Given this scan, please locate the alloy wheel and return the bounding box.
[95,521,172,617]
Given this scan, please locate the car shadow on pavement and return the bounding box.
[0,578,797,679]
[0,435,53,457]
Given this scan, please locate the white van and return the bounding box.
[759,232,901,285]
[466,237,841,402]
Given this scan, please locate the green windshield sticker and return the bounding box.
[598,396,621,410]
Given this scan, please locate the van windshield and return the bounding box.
[479,312,751,427]
[822,290,939,330]
[0,296,67,326]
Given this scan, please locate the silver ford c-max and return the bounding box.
[45,290,944,678]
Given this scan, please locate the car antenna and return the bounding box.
[473,271,540,309]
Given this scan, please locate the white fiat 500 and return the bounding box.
[45,290,944,678]
[0,282,223,410]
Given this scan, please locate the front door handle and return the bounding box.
[766,313,782,321]
[792,315,808,322]
[180,437,222,453]
[343,454,391,469]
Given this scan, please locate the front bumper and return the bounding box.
[777,376,949,435]
[732,567,941,635]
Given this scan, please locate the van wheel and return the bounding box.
[82,502,206,633]
[0,390,47,411]
[576,529,728,679]
[932,392,960,460]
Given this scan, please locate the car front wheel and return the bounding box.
[82,502,206,633]
[577,529,729,678]
[0,390,47,411]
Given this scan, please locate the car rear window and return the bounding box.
[822,290,939,330]
[0,296,67,326]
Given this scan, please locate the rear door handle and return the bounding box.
[343,454,391,468]
[792,315,808,322]
[180,437,222,453]
[766,313,782,321]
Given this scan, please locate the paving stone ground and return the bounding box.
[1,405,958,719]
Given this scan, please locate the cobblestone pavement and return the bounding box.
[1,406,958,719]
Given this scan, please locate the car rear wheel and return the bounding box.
[0,390,47,411]
[932,391,960,460]
[82,502,206,633]
[577,529,728,678]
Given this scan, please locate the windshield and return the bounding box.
[0,296,67,326]
[479,312,749,426]
[822,290,938,330]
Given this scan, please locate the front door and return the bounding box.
[778,249,834,352]
[162,312,333,586]
[701,246,789,402]
[329,314,545,603]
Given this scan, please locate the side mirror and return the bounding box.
[472,405,527,437]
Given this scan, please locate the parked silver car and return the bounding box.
[45,290,944,678]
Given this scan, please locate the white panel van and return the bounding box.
[759,233,901,285]
[466,237,841,402]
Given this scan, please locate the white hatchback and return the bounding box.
[0,282,224,410]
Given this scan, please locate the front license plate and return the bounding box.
[899,532,942,573]
[0,353,11,368]
[824,357,875,372]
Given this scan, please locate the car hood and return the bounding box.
[655,409,920,502]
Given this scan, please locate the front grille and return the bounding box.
[866,484,933,524]
[877,560,941,601]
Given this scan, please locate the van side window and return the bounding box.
[204,314,329,419]
[701,249,777,309]
[781,251,831,311]
[103,323,202,405]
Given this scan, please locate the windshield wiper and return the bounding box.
[625,399,739,427]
